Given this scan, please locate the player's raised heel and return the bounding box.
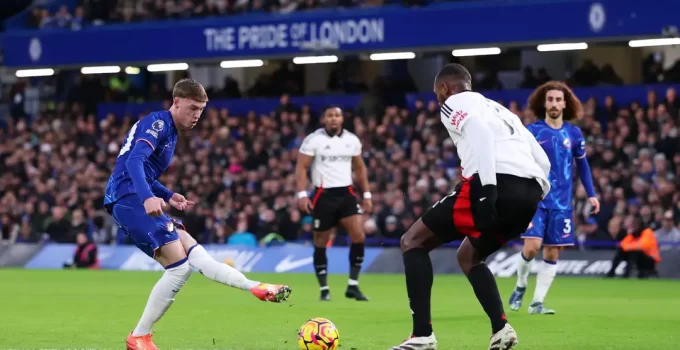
[389,334,437,349]
[508,287,526,311]
[250,283,292,302]
[126,332,159,350]
[489,324,518,350]
[345,285,369,301]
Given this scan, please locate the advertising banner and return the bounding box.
[5,0,680,67]
[23,243,383,273]
[366,247,680,279]
[19,243,680,278]
[0,243,45,267]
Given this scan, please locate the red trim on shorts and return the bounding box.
[348,186,356,197]
[173,220,186,231]
[312,186,324,208]
[453,180,481,238]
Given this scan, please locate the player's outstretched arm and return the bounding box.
[295,153,314,213]
[151,181,174,202]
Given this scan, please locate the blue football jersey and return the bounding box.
[527,120,586,210]
[105,111,177,204]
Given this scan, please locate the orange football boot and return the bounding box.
[250,283,292,302]
[126,332,159,350]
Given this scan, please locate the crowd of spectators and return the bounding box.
[24,0,437,29]
[3,72,680,250]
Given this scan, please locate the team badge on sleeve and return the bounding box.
[152,120,165,131]
[146,119,165,138]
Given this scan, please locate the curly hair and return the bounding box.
[527,81,582,121]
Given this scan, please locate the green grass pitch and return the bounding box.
[0,269,678,349]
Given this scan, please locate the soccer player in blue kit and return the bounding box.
[508,81,599,314]
[104,79,291,350]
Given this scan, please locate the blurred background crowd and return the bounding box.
[24,0,433,30]
[2,0,680,256]
[3,73,680,251]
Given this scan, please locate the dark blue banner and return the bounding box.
[5,0,680,67]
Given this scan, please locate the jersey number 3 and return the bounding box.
[118,121,140,157]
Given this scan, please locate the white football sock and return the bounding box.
[515,252,532,288]
[133,259,191,336]
[188,244,259,290]
[532,259,557,304]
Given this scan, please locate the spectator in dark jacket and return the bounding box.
[63,233,99,269]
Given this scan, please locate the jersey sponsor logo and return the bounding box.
[152,119,165,132]
[320,155,352,162]
[451,110,468,130]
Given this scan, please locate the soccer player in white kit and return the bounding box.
[295,106,373,301]
[390,64,551,350]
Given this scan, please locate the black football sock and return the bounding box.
[403,248,434,337]
[313,247,329,290]
[348,243,364,286]
[466,263,508,334]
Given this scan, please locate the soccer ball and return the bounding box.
[297,317,340,350]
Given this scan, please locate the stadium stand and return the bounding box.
[3,72,680,251]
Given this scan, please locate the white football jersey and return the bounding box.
[440,91,551,197]
[299,128,362,188]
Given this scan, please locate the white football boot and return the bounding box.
[488,323,518,350]
[389,333,437,350]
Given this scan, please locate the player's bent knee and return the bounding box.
[522,239,541,258]
[313,231,332,247]
[456,238,484,274]
[400,219,438,252]
[347,229,365,243]
[543,246,561,261]
[456,243,472,273]
[400,228,421,252]
[341,215,365,243]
